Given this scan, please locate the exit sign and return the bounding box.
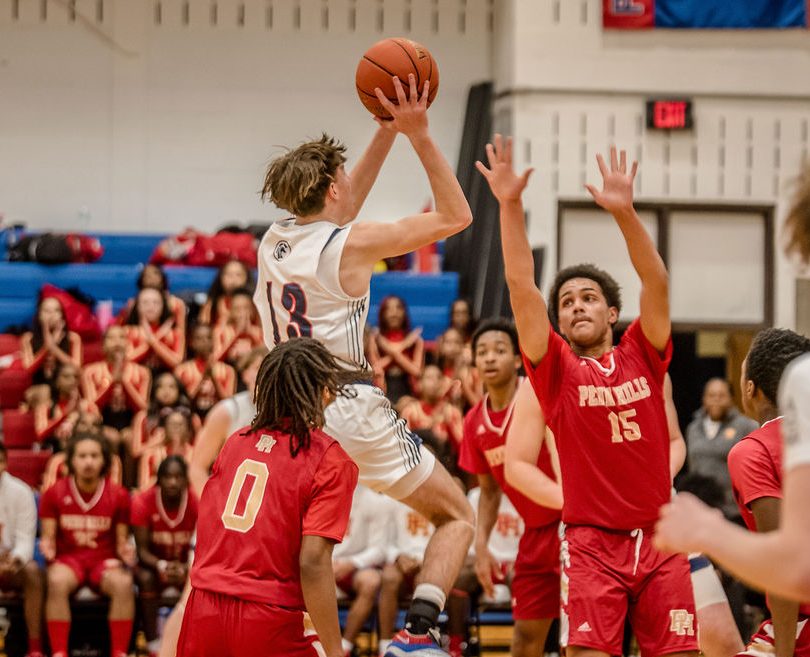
[646,99,693,130]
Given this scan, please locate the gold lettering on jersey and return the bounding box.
[669,609,695,636]
[577,377,651,408]
[151,530,193,546]
[60,515,112,531]
[255,434,277,453]
[484,446,505,468]
[406,512,431,537]
[495,514,522,537]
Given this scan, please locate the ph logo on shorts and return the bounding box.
[669,609,695,636]
[273,240,292,261]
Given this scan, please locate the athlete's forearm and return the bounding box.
[613,207,669,298]
[771,596,799,657]
[408,132,472,234]
[669,436,686,479]
[505,460,563,510]
[300,539,343,657]
[475,480,501,551]
[349,127,396,219]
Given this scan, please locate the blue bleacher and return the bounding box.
[0,249,457,338]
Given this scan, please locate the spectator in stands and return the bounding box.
[0,441,45,657]
[33,362,100,450]
[211,289,263,366]
[686,378,758,519]
[124,288,185,372]
[436,326,480,408]
[198,260,253,327]
[174,323,236,419]
[21,295,82,388]
[400,364,464,454]
[333,485,390,657]
[377,502,434,656]
[82,326,150,452]
[132,455,197,657]
[448,298,476,344]
[39,432,135,657]
[117,265,187,339]
[375,295,424,405]
[137,408,195,491]
[130,373,197,459]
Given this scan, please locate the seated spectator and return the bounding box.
[116,264,187,340]
[198,260,253,327]
[82,326,150,451]
[39,433,135,657]
[400,364,464,454]
[211,289,262,366]
[34,363,100,450]
[448,298,477,345]
[174,324,236,419]
[375,295,424,405]
[333,485,390,657]
[137,408,195,491]
[436,326,480,408]
[131,456,197,657]
[0,441,45,657]
[21,295,82,389]
[377,502,434,656]
[124,288,185,372]
[130,373,197,459]
[686,378,758,519]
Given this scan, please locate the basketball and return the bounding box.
[355,37,439,119]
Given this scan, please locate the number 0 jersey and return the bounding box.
[523,319,672,530]
[190,425,358,608]
[255,219,370,368]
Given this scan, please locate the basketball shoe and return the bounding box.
[383,628,446,656]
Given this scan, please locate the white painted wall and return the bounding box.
[494,0,810,329]
[0,0,493,232]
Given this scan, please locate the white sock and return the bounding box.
[342,638,354,653]
[412,583,446,610]
[378,639,392,656]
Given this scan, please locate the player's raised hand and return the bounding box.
[476,134,534,204]
[654,492,722,555]
[585,146,638,215]
[374,74,429,138]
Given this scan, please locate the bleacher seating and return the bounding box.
[0,369,31,409]
[5,450,49,488]
[2,410,36,448]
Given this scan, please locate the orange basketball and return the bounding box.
[355,38,439,120]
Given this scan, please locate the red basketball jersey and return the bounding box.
[131,486,198,562]
[728,417,810,616]
[191,426,358,608]
[39,477,130,560]
[524,319,672,530]
[460,392,561,529]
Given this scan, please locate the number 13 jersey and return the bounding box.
[191,426,358,608]
[523,319,672,531]
[255,219,370,368]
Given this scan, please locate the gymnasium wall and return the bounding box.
[493,0,810,329]
[0,0,493,232]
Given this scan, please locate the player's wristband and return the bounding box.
[157,559,168,572]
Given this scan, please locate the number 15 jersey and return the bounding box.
[255,219,370,368]
[190,426,358,608]
[523,319,672,531]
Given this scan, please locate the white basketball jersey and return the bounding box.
[225,391,257,435]
[255,219,370,368]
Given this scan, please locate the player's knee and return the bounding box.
[355,570,382,598]
[23,560,43,584]
[105,568,134,597]
[135,567,157,592]
[380,565,403,591]
[47,567,74,595]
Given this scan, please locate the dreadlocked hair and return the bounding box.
[250,337,368,457]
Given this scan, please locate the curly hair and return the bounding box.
[66,432,112,478]
[261,134,347,217]
[471,318,519,355]
[250,338,366,457]
[785,163,810,265]
[548,263,623,329]
[746,328,810,405]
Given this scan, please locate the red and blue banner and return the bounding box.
[603,0,808,29]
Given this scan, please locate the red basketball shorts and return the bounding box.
[177,588,324,657]
[56,553,121,591]
[560,524,698,657]
[511,522,560,621]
